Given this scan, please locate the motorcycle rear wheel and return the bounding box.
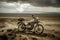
[18,24,25,32]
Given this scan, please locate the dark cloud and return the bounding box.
[29,0,60,7]
[0,0,29,2]
[7,0,18,2]
[0,0,60,7]
[10,0,18,1]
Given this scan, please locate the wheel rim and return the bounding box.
[34,25,43,34]
[18,24,25,31]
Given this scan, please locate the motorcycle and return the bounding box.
[17,15,44,34]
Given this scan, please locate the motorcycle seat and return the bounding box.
[18,18,25,21]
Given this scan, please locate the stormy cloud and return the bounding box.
[0,0,60,13]
[0,2,60,13]
[0,0,60,7]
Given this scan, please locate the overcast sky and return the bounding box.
[0,2,60,13]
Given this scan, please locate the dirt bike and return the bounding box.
[18,15,44,34]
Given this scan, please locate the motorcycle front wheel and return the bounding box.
[34,24,44,35]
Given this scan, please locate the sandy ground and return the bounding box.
[0,14,60,40]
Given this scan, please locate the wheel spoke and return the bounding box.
[18,24,25,31]
[34,24,44,34]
